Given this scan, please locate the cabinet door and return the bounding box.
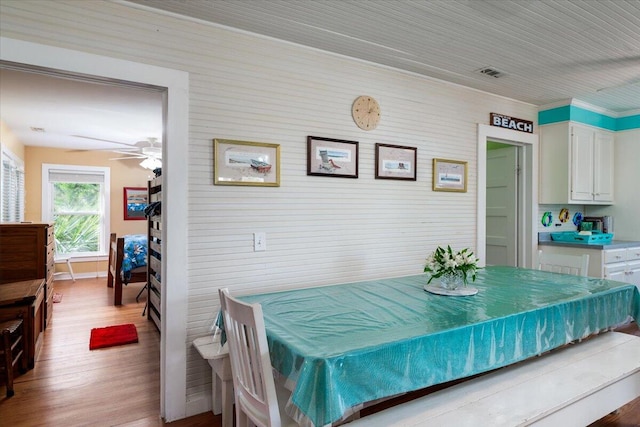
[570,125,595,201]
[626,261,640,288]
[593,131,614,202]
[604,262,627,281]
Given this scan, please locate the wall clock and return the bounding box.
[352,95,380,130]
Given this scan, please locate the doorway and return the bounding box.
[0,36,189,421]
[486,143,519,266]
[476,124,538,269]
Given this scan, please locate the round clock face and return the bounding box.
[352,96,380,130]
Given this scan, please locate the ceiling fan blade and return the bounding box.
[111,149,143,154]
[109,156,146,160]
[71,135,138,147]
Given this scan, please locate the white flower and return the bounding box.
[424,245,480,285]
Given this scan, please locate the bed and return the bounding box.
[107,233,147,306]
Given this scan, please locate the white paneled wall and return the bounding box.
[0,0,538,417]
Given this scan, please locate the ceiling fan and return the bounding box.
[72,135,162,170]
[110,137,162,170]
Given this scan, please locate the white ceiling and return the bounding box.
[127,0,640,112]
[1,0,638,151]
[0,67,164,151]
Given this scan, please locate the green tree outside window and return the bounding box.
[53,182,101,254]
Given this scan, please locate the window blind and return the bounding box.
[1,151,25,222]
[48,169,105,183]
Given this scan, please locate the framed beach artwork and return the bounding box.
[214,139,280,186]
[123,187,148,220]
[432,158,467,192]
[307,136,359,178]
[375,143,417,180]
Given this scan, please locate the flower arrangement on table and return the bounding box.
[424,245,480,289]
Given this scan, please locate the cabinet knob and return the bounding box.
[616,255,623,259]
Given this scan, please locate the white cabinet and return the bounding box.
[603,247,640,287]
[538,245,640,290]
[539,122,614,204]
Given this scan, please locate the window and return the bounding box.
[1,148,25,222]
[42,164,110,258]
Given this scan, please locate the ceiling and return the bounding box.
[127,0,640,112]
[0,66,164,151]
[1,0,638,151]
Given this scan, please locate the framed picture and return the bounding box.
[307,136,358,178]
[375,143,417,180]
[214,139,280,186]
[123,187,148,220]
[432,158,467,192]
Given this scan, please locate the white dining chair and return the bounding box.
[218,288,298,427]
[538,250,590,277]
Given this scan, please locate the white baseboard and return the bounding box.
[53,271,108,281]
[185,393,212,418]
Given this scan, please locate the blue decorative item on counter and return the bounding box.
[551,231,614,245]
[573,212,583,226]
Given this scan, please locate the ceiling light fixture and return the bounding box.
[140,157,162,170]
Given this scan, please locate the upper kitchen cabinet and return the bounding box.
[539,122,614,205]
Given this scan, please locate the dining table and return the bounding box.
[235,266,640,427]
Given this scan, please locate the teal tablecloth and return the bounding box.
[238,266,640,427]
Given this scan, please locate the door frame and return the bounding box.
[0,37,190,421]
[477,124,538,268]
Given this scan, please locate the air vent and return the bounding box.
[475,67,506,78]
[30,127,46,132]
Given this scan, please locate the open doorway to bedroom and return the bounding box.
[1,36,189,420]
[0,63,165,275]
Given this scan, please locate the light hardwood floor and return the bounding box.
[1,277,638,426]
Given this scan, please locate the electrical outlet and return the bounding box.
[254,232,266,251]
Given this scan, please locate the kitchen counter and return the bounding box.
[538,232,640,250]
[538,240,640,250]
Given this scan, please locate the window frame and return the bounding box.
[1,146,25,222]
[41,163,110,259]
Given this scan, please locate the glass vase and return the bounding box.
[439,270,465,290]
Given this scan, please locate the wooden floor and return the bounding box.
[0,277,638,426]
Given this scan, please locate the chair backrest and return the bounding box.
[219,288,281,427]
[538,250,590,277]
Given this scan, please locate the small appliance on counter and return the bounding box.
[580,216,614,234]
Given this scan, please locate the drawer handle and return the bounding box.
[615,255,623,259]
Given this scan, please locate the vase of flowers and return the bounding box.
[424,245,479,290]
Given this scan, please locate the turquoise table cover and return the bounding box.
[238,266,640,427]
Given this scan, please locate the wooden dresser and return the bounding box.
[0,223,55,329]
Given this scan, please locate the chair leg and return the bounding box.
[2,330,15,398]
[136,283,148,302]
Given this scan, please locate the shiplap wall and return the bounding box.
[0,0,538,416]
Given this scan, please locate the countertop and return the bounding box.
[538,232,640,250]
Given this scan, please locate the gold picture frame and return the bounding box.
[432,158,467,192]
[214,139,280,186]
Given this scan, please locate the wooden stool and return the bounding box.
[1,318,27,398]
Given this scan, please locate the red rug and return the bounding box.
[89,323,139,350]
